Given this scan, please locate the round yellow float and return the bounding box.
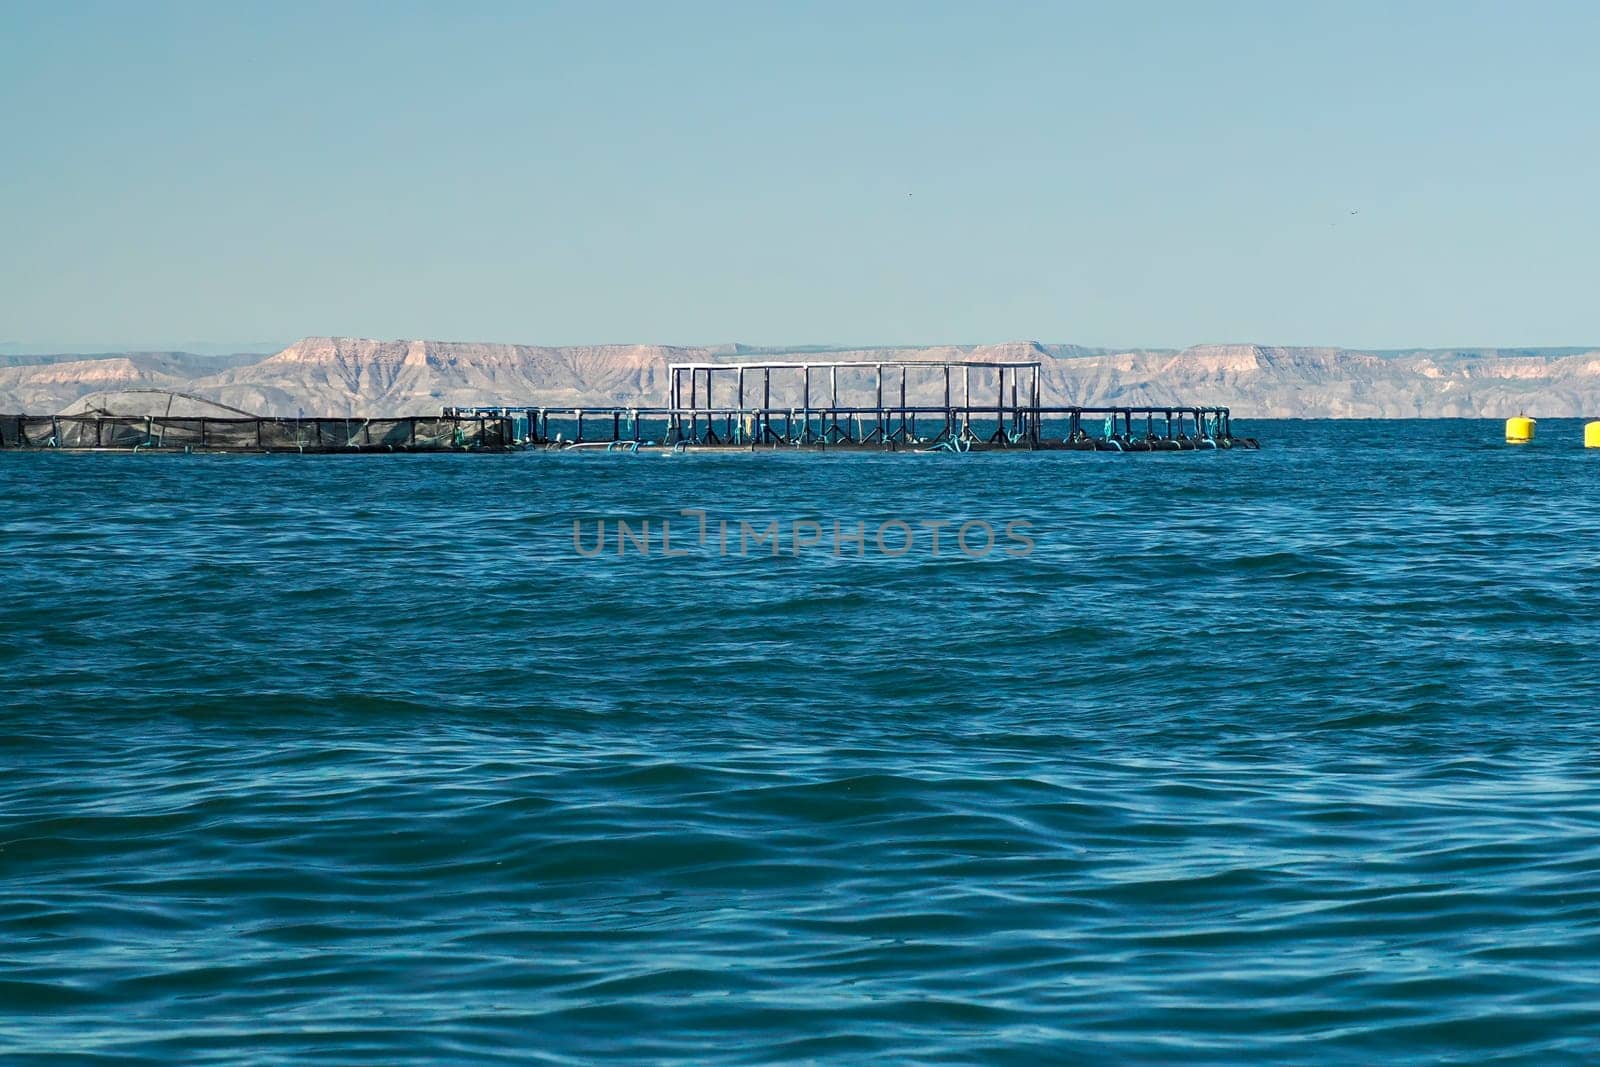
[1506,415,1536,444]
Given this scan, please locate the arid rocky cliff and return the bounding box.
[4,337,1598,418]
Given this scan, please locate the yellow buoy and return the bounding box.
[1586,421,1600,449]
[1506,415,1536,444]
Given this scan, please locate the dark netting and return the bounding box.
[367,420,416,448]
[202,421,262,449]
[54,419,99,448]
[20,417,59,445]
[315,421,367,448]
[256,420,312,449]
[0,414,518,451]
[103,419,154,447]
[477,419,511,448]
[146,419,204,447]
[410,418,458,448]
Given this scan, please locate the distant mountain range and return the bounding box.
[5,336,1600,418]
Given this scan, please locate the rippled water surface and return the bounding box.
[6,420,1600,1064]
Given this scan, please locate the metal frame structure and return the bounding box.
[441,357,1254,452]
[662,359,1043,447]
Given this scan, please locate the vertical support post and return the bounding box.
[689,368,698,441]
[899,366,908,441]
[803,365,812,443]
[943,365,952,440]
[1033,366,1042,444]
[829,364,838,440]
[953,363,966,438]
[669,367,679,443]
[763,367,772,442]
[737,366,745,443]
[997,366,1005,442]
[875,363,883,444]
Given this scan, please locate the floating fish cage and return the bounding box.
[447,359,1259,453]
[0,414,518,452]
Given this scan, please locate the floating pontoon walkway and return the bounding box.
[447,358,1258,452]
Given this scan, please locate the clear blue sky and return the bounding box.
[3,1,1598,351]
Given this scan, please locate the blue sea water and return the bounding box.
[4,419,1600,1064]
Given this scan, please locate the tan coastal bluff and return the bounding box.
[4,338,1600,418]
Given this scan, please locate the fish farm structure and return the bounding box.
[448,359,1257,453]
[0,359,1256,453]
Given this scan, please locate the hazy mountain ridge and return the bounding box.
[3,337,1598,418]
